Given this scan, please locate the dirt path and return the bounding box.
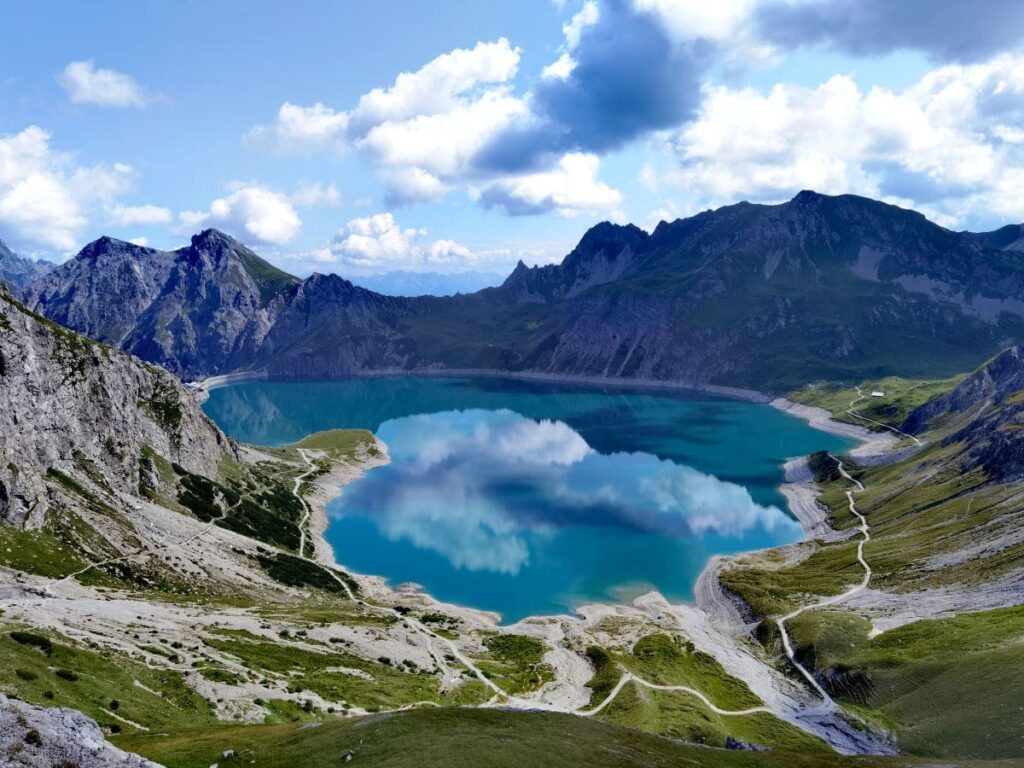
[774,452,870,704]
[847,386,922,446]
[578,669,772,718]
[773,387,917,704]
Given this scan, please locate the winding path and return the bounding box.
[578,670,771,718]
[774,386,921,704]
[847,386,922,446]
[774,452,869,705]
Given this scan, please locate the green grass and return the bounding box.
[115,707,993,768]
[201,632,438,711]
[788,375,963,429]
[474,634,553,695]
[583,635,829,752]
[0,626,215,733]
[255,552,357,595]
[788,606,1024,760]
[292,429,378,460]
[0,524,89,578]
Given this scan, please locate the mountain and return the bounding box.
[0,239,54,291]
[350,269,505,296]
[26,192,1024,389]
[26,229,301,378]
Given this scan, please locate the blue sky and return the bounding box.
[2,0,1024,277]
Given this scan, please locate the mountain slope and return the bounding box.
[26,192,1024,389]
[0,287,231,527]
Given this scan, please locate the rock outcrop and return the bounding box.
[0,694,157,767]
[0,287,232,527]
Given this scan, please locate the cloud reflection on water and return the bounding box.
[332,409,800,575]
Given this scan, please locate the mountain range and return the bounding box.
[21,191,1024,389]
[350,269,505,296]
[0,239,54,290]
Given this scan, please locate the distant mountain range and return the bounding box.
[350,270,504,296]
[0,239,54,290]
[22,191,1024,389]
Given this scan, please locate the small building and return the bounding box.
[870,390,885,398]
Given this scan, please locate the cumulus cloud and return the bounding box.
[663,53,1024,225]
[128,236,149,247]
[754,0,1024,63]
[290,181,341,207]
[248,37,621,216]
[178,184,301,245]
[475,0,712,172]
[0,125,139,252]
[477,153,623,216]
[326,212,481,272]
[58,60,149,108]
[245,102,349,154]
[108,203,172,226]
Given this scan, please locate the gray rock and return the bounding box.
[0,287,232,526]
[0,694,158,767]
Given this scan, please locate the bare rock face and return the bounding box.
[0,288,232,526]
[0,694,158,767]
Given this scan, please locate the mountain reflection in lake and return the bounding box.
[203,376,853,621]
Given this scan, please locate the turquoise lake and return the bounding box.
[203,377,852,622]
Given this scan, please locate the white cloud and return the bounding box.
[635,0,757,41]
[59,60,148,108]
[541,52,577,81]
[333,212,424,268]
[246,102,349,154]
[128,236,149,247]
[326,212,483,273]
[247,38,624,216]
[477,153,623,216]
[0,125,136,252]
[564,1,599,49]
[179,184,302,245]
[348,38,521,134]
[108,203,172,226]
[427,239,476,265]
[663,53,1024,225]
[290,181,341,207]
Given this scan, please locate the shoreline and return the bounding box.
[202,366,776,403]
[242,372,899,751]
[230,370,893,627]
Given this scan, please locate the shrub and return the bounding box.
[10,631,53,655]
[55,669,78,681]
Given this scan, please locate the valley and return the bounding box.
[2,194,1023,767]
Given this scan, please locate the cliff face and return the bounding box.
[0,288,231,527]
[22,192,1024,389]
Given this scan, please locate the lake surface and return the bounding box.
[203,377,853,622]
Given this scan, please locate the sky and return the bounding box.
[2,0,1024,278]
